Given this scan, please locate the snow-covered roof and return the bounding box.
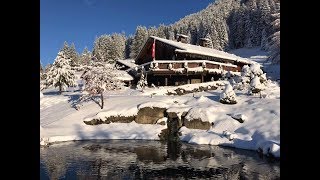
[199,38,211,41]
[176,34,189,38]
[150,36,253,65]
[116,59,137,68]
[115,70,134,81]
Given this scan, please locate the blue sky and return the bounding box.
[41,0,213,66]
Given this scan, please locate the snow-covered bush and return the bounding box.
[241,65,251,77]
[220,83,237,104]
[235,63,269,93]
[250,63,263,77]
[136,73,148,91]
[250,76,264,94]
[43,51,76,93]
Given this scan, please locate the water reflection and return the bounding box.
[40,140,280,179]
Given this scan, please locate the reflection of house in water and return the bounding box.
[124,34,254,86]
[40,141,280,179]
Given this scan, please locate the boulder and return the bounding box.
[135,107,166,124]
[183,119,211,130]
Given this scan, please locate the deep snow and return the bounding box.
[41,47,280,157]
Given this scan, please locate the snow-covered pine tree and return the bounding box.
[110,33,126,62]
[204,33,214,48]
[147,26,158,37]
[92,33,126,63]
[136,73,148,91]
[79,62,125,109]
[260,28,268,50]
[157,24,167,38]
[267,12,280,64]
[125,35,134,59]
[220,83,237,104]
[250,76,263,93]
[40,61,46,81]
[92,34,111,62]
[43,51,76,93]
[167,27,175,40]
[79,47,92,66]
[40,61,43,73]
[130,26,148,59]
[44,63,52,73]
[68,43,80,67]
[60,42,79,67]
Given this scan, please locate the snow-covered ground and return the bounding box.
[41,48,280,157]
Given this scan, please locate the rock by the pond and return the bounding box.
[166,112,183,127]
[135,107,166,124]
[83,118,104,125]
[83,116,135,125]
[183,119,211,130]
[105,115,135,124]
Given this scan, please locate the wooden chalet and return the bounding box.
[128,35,254,86]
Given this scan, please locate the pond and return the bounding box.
[40,140,279,179]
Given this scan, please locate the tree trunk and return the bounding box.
[59,85,62,94]
[100,92,104,109]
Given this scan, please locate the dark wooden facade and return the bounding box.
[131,36,252,86]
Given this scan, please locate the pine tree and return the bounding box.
[69,43,79,66]
[110,33,126,62]
[147,26,158,37]
[136,73,148,91]
[92,34,112,62]
[78,61,125,109]
[93,33,126,63]
[79,47,92,65]
[125,35,133,59]
[40,61,46,80]
[130,26,148,59]
[60,42,79,67]
[260,28,268,50]
[204,33,214,48]
[157,24,167,38]
[267,11,280,64]
[40,61,43,73]
[43,51,76,93]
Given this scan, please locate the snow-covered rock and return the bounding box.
[231,113,247,123]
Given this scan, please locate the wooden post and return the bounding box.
[165,77,168,86]
[201,74,204,83]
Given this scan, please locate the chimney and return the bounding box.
[176,34,189,43]
[199,38,213,48]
